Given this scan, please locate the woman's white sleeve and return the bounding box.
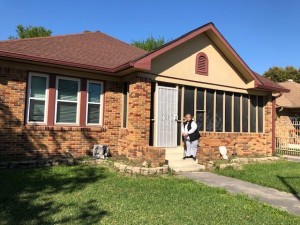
[181,124,185,133]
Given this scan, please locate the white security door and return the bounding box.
[156,86,178,147]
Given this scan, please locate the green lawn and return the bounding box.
[216,161,300,195]
[0,165,299,225]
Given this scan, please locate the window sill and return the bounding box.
[25,125,106,132]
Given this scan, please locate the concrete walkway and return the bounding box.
[284,155,300,163]
[179,172,300,216]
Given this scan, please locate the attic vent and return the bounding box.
[196,52,208,75]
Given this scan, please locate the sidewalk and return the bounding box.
[179,172,300,216]
[283,155,300,163]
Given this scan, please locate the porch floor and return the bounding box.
[165,147,205,172]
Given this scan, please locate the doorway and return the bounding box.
[155,85,178,147]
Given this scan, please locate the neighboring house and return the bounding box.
[275,80,300,155]
[0,23,287,166]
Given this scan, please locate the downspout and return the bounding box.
[272,92,283,155]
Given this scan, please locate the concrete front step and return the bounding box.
[171,164,205,172]
[165,147,205,172]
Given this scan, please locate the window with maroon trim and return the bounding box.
[86,81,104,125]
[195,52,208,75]
[27,72,49,124]
[55,76,80,124]
[26,72,104,127]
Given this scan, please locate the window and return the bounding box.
[195,52,208,75]
[234,93,241,132]
[27,73,48,123]
[87,81,103,125]
[225,92,232,132]
[183,84,265,133]
[55,77,80,124]
[250,95,257,132]
[206,89,214,131]
[196,88,204,131]
[184,86,195,117]
[242,94,249,132]
[258,96,264,133]
[215,91,224,132]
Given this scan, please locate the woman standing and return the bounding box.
[182,114,200,161]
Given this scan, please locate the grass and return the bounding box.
[215,161,300,195]
[0,165,299,225]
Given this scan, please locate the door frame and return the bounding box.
[154,83,179,147]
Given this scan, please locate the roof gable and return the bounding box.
[132,23,287,93]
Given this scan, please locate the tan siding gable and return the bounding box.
[151,34,254,90]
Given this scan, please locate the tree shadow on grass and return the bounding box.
[277,175,300,201]
[0,165,109,225]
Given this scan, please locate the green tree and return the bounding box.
[131,36,166,51]
[263,66,300,83]
[9,25,52,39]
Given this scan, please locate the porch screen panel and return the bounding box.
[177,86,182,146]
[258,96,264,133]
[184,86,195,117]
[234,93,241,132]
[196,88,204,131]
[225,92,232,132]
[250,95,257,132]
[206,89,214,132]
[215,91,224,132]
[242,94,249,132]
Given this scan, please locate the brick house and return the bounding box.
[275,80,300,154]
[0,23,287,166]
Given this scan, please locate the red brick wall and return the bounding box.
[0,66,123,159]
[198,96,273,162]
[0,64,273,165]
[117,77,166,167]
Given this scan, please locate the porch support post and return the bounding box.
[272,96,276,155]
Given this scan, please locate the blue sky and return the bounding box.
[0,0,299,74]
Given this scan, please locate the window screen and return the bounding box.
[234,93,241,132]
[206,89,214,131]
[215,91,224,132]
[184,86,195,117]
[196,88,204,131]
[258,96,264,133]
[225,92,232,132]
[250,95,257,132]
[242,94,249,132]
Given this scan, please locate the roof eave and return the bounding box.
[0,50,134,73]
[252,84,290,93]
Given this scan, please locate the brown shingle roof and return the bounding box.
[0,32,147,70]
[254,73,289,92]
[0,24,291,94]
[276,81,300,108]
